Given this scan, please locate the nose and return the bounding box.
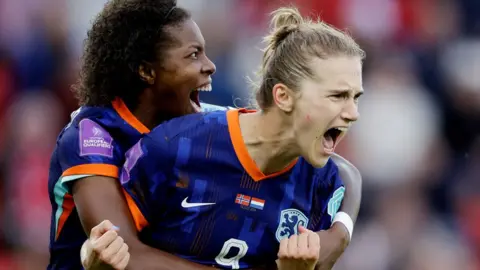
[341,100,360,122]
[202,55,216,76]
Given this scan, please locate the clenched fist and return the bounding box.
[277,226,320,270]
[81,220,130,270]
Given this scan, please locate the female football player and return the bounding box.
[88,6,364,270]
[47,0,360,269]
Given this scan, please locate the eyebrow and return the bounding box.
[187,42,205,49]
[329,89,364,96]
[188,44,200,48]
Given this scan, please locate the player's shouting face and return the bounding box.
[139,18,216,118]
[256,7,365,169]
[292,56,363,167]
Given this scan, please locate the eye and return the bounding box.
[354,93,363,103]
[189,51,198,59]
[330,93,348,101]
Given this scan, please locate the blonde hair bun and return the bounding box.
[266,7,304,49]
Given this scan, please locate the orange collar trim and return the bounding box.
[226,109,297,182]
[112,98,150,134]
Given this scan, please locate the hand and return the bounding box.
[277,226,320,270]
[314,222,350,270]
[81,220,130,270]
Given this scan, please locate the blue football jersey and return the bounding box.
[121,109,345,269]
[47,98,150,269]
[47,99,230,269]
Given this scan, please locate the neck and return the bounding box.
[238,109,299,175]
[131,106,157,130]
[129,89,168,130]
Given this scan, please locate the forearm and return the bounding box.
[313,223,349,270]
[73,176,210,270]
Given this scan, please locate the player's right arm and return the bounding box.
[78,132,214,270]
[54,118,136,269]
[57,118,209,270]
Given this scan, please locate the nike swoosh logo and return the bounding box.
[181,197,216,208]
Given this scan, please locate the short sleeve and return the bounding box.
[310,162,345,230]
[57,119,124,190]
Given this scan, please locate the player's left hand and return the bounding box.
[276,226,320,270]
[314,222,350,270]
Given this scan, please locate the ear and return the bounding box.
[138,62,156,85]
[272,83,295,112]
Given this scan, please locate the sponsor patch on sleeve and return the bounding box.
[79,119,114,157]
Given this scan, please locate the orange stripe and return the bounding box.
[122,189,149,231]
[61,164,119,178]
[56,193,75,240]
[226,109,297,182]
[112,98,150,134]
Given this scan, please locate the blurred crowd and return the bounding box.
[0,0,478,269]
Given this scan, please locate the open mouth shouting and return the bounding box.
[190,82,212,112]
[322,126,347,154]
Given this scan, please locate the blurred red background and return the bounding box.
[0,0,478,269]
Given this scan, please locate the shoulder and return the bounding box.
[57,118,116,163]
[62,118,114,148]
[330,153,362,182]
[60,106,116,143]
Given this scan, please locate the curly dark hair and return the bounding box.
[73,0,190,107]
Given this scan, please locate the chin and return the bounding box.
[305,152,330,168]
[312,157,330,168]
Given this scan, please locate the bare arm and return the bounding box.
[73,176,213,270]
[332,153,362,225]
[314,153,362,270]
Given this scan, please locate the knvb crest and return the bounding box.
[275,208,309,242]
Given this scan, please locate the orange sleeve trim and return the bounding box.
[62,164,119,178]
[112,98,150,134]
[226,109,297,182]
[56,193,75,240]
[122,189,149,231]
